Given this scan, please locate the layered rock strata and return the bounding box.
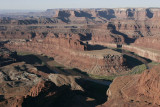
[5,36,125,75]
[98,65,160,107]
[122,45,160,63]
[0,60,84,107]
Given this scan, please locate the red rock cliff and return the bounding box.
[98,65,160,107]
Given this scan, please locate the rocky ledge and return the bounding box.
[98,65,160,107]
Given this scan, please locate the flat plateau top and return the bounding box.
[84,49,121,55]
[77,49,121,59]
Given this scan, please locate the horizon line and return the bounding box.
[0,7,160,11]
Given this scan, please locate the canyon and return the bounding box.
[0,8,160,107]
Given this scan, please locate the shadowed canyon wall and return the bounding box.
[1,8,160,74]
[1,8,160,107]
[4,34,125,76]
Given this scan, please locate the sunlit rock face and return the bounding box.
[98,65,160,107]
[1,8,160,107]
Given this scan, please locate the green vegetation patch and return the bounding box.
[130,64,147,74]
[148,61,160,68]
[89,74,117,81]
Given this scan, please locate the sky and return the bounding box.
[0,0,160,10]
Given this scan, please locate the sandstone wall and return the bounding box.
[134,36,160,50]
[53,8,160,20]
[4,36,125,75]
[122,45,160,62]
[98,65,160,107]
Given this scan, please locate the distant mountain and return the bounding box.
[0,9,43,14]
[0,9,56,18]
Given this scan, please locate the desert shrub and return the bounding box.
[131,64,147,74]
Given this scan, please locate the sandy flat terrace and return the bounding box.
[75,49,121,59]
